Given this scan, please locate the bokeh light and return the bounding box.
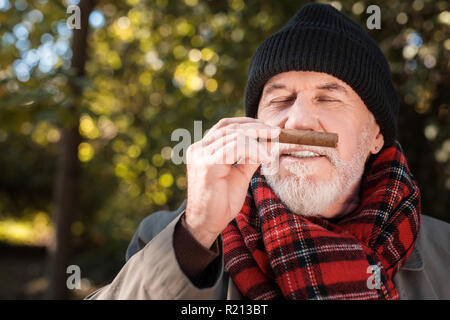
[0,0,11,11]
[89,10,105,29]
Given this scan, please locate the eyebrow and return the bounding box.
[316,82,348,95]
[262,81,348,98]
[262,83,288,97]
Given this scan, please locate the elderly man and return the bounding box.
[87,3,450,300]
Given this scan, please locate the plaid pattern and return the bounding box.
[222,141,421,300]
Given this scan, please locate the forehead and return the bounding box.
[263,71,352,93]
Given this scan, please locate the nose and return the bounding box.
[283,94,321,131]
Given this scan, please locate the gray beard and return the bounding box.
[261,127,371,217]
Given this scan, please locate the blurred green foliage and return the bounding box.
[0,0,449,286]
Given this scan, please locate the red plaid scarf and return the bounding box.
[222,141,421,300]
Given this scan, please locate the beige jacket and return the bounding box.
[86,202,450,300]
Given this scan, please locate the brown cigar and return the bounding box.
[276,129,338,148]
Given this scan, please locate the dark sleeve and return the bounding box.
[173,212,220,286]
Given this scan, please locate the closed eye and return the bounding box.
[271,98,295,104]
[317,97,340,102]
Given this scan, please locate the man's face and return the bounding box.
[257,71,383,218]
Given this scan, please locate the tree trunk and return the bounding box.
[48,0,94,299]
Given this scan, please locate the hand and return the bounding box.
[184,117,280,248]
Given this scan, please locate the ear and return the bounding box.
[370,125,384,155]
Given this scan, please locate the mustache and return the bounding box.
[271,143,343,167]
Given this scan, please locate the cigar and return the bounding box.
[276,129,338,148]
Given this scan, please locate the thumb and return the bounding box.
[230,163,261,183]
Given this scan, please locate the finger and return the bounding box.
[203,132,239,156]
[203,131,273,161]
[202,123,280,147]
[229,162,261,183]
[203,117,262,140]
[209,135,271,165]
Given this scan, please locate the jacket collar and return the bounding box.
[400,243,424,271]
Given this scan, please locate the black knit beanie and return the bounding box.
[245,3,399,147]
